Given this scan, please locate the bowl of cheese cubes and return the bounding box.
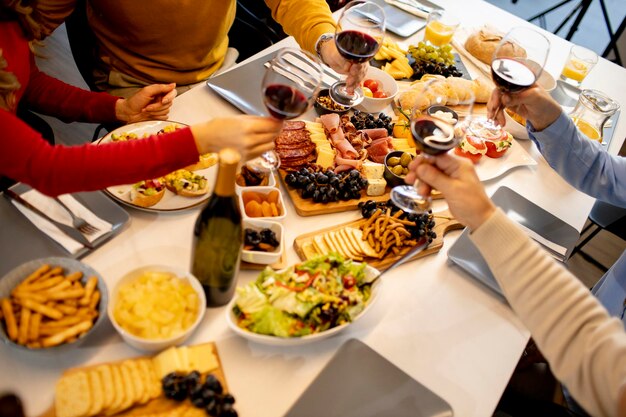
[109,266,205,352]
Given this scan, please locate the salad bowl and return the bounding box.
[226,257,381,346]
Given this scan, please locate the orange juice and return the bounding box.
[424,21,456,46]
[561,58,589,83]
[572,117,601,142]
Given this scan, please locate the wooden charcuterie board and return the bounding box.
[40,342,227,417]
[279,171,443,217]
[293,209,464,271]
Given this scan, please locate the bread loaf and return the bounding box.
[464,27,526,65]
[396,75,493,111]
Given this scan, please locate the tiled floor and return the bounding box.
[35,6,626,289]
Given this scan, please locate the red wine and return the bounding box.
[491,58,536,93]
[411,117,456,155]
[336,30,379,63]
[263,84,308,120]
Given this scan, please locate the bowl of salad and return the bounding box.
[226,254,381,346]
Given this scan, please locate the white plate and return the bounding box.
[97,121,217,212]
[226,264,381,346]
[474,139,536,181]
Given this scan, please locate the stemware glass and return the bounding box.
[390,79,474,213]
[248,47,323,172]
[482,26,551,135]
[328,0,386,107]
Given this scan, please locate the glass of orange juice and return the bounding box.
[560,45,598,87]
[424,10,459,47]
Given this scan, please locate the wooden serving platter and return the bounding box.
[279,171,443,217]
[293,209,464,271]
[40,342,227,417]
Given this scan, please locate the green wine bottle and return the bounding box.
[191,148,242,307]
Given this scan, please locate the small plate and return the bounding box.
[97,121,217,213]
[225,264,381,346]
[474,139,537,181]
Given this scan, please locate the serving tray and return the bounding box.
[0,183,130,277]
[294,208,463,270]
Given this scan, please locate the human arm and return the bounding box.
[488,86,626,207]
[407,153,626,417]
[1,111,281,196]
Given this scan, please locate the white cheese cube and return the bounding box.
[362,161,385,180]
[366,178,387,196]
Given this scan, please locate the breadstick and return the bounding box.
[41,320,92,347]
[56,304,78,315]
[1,298,18,341]
[19,264,51,287]
[17,298,63,320]
[65,271,83,282]
[44,280,72,294]
[29,313,41,342]
[79,276,98,306]
[17,308,31,345]
[40,316,84,329]
[44,288,85,301]
[12,291,47,304]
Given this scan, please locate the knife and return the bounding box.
[385,0,433,19]
[4,189,94,250]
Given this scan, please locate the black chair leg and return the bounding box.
[570,224,601,257]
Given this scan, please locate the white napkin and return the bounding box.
[385,0,429,19]
[12,190,113,254]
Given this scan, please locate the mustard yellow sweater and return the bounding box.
[471,209,626,417]
[37,0,336,85]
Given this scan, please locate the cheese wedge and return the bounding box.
[362,161,385,180]
[366,178,387,196]
[316,148,335,169]
[153,346,182,379]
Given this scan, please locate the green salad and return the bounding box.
[232,253,374,338]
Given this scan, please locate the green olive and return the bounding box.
[400,153,413,167]
[387,156,401,166]
[392,165,404,176]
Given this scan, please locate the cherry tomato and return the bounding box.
[342,275,356,289]
[484,141,508,158]
[363,79,379,93]
[373,90,388,99]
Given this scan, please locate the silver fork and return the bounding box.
[53,197,100,235]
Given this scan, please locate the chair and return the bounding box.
[570,200,626,271]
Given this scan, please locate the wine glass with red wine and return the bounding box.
[329,0,386,107]
[480,26,550,135]
[251,48,323,171]
[390,80,474,213]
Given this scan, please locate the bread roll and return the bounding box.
[397,76,493,111]
[464,27,527,65]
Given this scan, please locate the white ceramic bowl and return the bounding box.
[355,66,399,114]
[503,109,530,140]
[537,70,557,92]
[239,186,287,222]
[242,219,283,265]
[0,257,108,353]
[225,264,381,346]
[108,265,206,352]
[235,171,277,196]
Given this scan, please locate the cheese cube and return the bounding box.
[391,139,410,149]
[316,149,336,169]
[366,178,387,196]
[362,161,385,180]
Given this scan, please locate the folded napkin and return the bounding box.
[12,190,113,254]
[385,0,430,19]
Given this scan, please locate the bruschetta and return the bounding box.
[164,170,209,197]
[129,179,166,207]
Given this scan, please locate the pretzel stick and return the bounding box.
[41,320,92,347]
[17,308,31,345]
[17,298,63,320]
[1,298,18,341]
[79,276,98,306]
[29,313,41,342]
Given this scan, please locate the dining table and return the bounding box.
[2,0,626,416]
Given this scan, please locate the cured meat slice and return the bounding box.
[277,143,316,159]
[282,121,306,130]
[361,128,388,140]
[335,155,362,169]
[275,129,310,145]
[319,113,340,134]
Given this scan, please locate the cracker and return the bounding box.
[138,358,161,400]
[86,369,104,416]
[55,371,92,417]
[120,362,138,408]
[125,360,146,404]
[312,235,330,254]
[96,365,115,411]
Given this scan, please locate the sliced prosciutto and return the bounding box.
[335,155,362,170]
[319,113,358,158]
[361,128,389,140]
[366,136,394,164]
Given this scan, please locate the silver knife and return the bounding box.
[4,189,94,250]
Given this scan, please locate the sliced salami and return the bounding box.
[282,121,306,131]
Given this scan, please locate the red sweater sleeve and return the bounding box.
[1,109,200,196]
[21,54,119,123]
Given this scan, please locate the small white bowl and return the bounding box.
[235,171,277,196]
[537,70,556,92]
[503,109,530,140]
[355,66,399,114]
[242,219,283,265]
[109,265,206,352]
[239,186,286,222]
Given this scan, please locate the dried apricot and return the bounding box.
[270,202,279,217]
[261,201,272,217]
[242,191,263,206]
[245,200,263,217]
[267,190,279,204]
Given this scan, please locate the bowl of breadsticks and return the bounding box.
[0,257,107,352]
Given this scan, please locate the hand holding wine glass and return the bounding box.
[248,48,323,172]
[329,0,386,107]
[390,79,474,213]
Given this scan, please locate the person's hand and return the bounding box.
[115,83,177,123]
[487,86,562,131]
[319,40,368,95]
[405,153,496,231]
[190,116,283,159]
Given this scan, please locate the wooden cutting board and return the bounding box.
[279,171,443,217]
[293,209,464,271]
[40,342,227,417]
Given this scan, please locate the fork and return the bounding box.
[54,197,100,235]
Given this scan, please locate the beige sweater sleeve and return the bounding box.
[469,209,626,417]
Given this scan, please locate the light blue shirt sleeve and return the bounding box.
[527,112,626,207]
